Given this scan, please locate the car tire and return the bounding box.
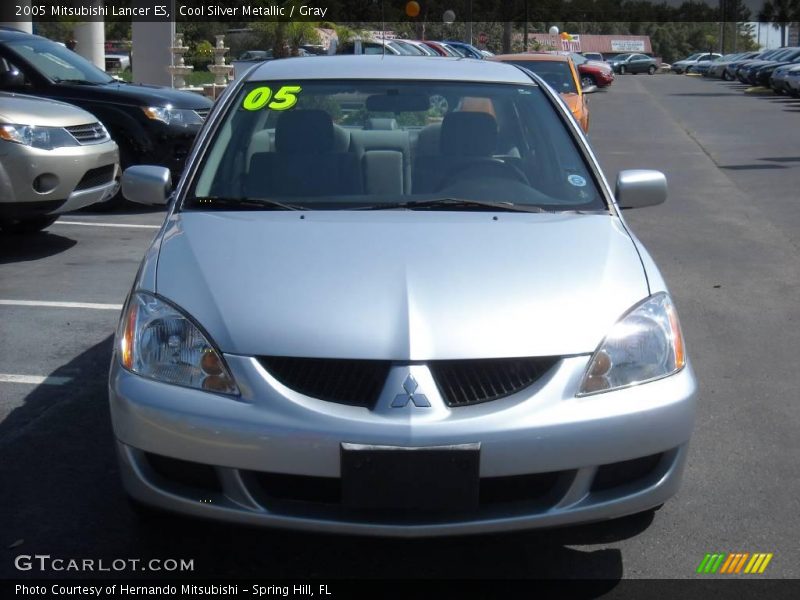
[648,65,656,75]
[722,70,733,81]
[581,75,596,88]
[619,65,626,75]
[0,215,59,234]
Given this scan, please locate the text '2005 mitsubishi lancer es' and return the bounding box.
[111,56,696,537]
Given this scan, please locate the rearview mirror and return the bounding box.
[121,165,172,205]
[582,84,598,94]
[366,93,430,113]
[615,170,667,209]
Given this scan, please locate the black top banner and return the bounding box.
[0,0,775,23]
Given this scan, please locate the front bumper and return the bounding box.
[110,355,697,537]
[0,140,119,217]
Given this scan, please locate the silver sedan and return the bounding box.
[111,56,697,536]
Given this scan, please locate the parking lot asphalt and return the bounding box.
[1,73,799,582]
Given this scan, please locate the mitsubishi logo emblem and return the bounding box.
[391,374,431,408]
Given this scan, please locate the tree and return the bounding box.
[758,0,800,47]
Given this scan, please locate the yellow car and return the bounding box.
[490,53,592,133]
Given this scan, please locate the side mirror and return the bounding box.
[0,69,25,89]
[615,169,667,209]
[582,84,598,94]
[121,165,172,205]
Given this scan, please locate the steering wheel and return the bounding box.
[435,158,530,192]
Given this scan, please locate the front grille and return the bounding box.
[65,122,108,144]
[74,164,115,190]
[259,356,559,408]
[194,108,210,121]
[259,357,391,409]
[430,357,560,407]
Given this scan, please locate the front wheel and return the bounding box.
[648,65,656,75]
[0,215,58,234]
[581,75,595,88]
[723,70,734,81]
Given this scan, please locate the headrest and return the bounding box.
[440,111,497,156]
[366,117,398,130]
[275,110,334,154]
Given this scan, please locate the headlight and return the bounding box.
[141,106,205,126]
[117,292,239,395]
[0,123,79,150]
[577,293,686,396]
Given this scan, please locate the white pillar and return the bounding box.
[74,16,105,70]
[131,1,176,87]
[1,0,33,33]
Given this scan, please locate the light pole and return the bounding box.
[466,0,473,45]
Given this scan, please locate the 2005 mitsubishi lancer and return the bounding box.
[111,56,696,536]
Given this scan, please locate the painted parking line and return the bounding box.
[53,220,160,229]
[0,374,72,386]
[0,299,122,310]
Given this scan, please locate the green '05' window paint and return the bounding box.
[242,85,303,111]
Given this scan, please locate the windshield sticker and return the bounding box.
[567,174,587,187]
[242,85,303,111]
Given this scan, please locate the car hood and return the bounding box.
[49,81,212,109]
[154,211,649,360]
[584,60,611,71]
[0,91,98,126]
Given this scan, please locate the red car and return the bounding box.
[562,52,615,88]
[421,41,461,57]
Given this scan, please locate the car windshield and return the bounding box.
[570,53,588,65]
[5,37,114,84]
[186,79,603,212]
[503,61,578,94]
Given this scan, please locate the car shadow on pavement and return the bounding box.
[0,231,77,265]
[78,200,167,216]
[0,336,636,586]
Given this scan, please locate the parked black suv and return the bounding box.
[0,27,212,205]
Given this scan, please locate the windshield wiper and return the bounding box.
[52,78,106,86]
[186,196,306,211]
[351,198,547,213]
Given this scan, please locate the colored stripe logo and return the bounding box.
[697,552,773,574]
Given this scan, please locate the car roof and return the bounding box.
[492,53,570,63]
[248,55,535,84]
[0,27,35,41]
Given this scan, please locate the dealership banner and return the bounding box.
[0,0,777,23]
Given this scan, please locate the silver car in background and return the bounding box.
[111,56,696,536]
[0,91,119,233]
